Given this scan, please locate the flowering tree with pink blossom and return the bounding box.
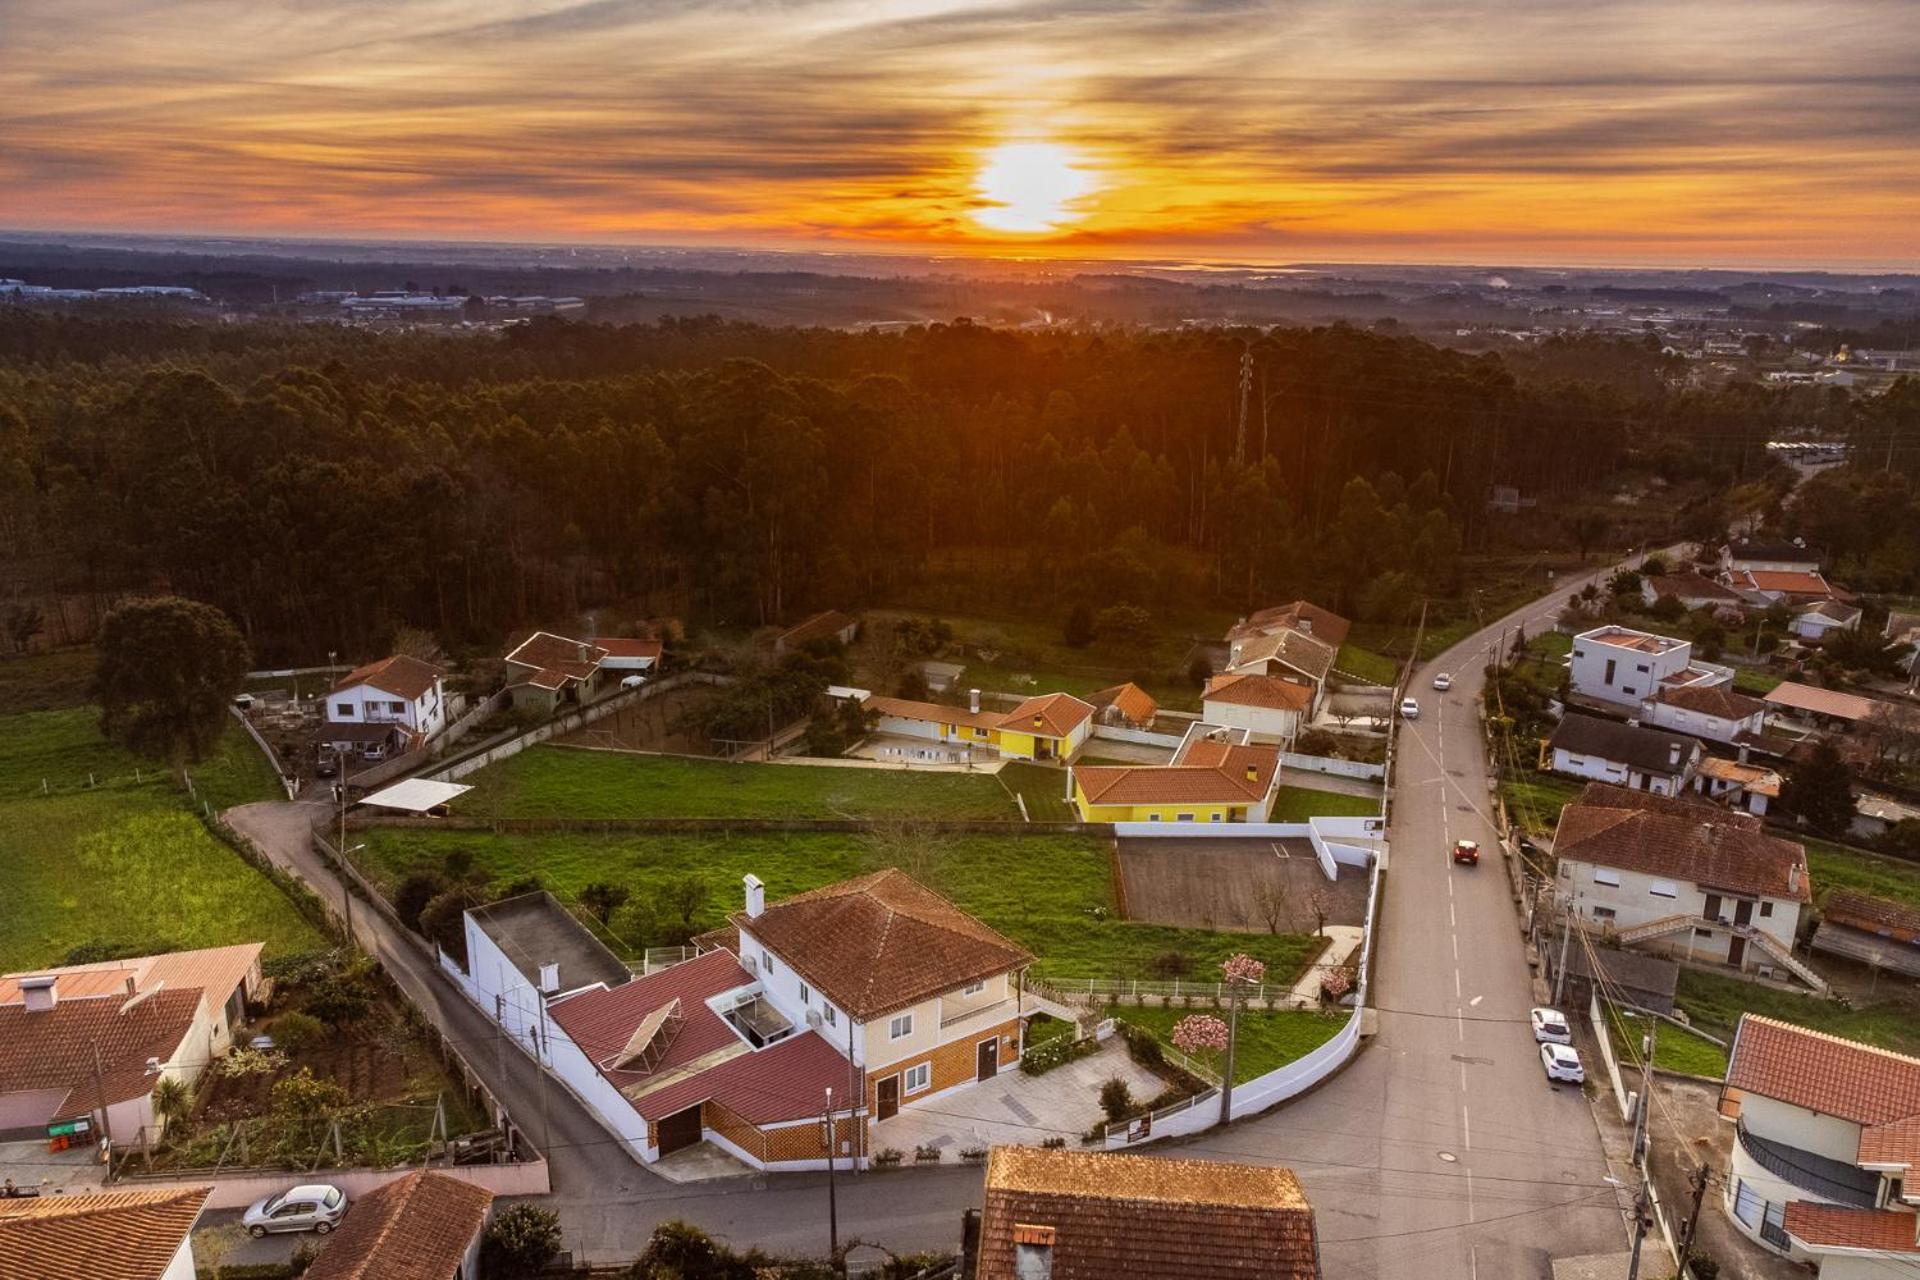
[1220,953,1266,986]
[1170,1013,1230,1057]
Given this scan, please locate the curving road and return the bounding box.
[227,553,1656,1273]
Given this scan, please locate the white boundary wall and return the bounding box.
[1091,724,1187,749]
[1283,751,1386,782]
[117,1157,548,1210]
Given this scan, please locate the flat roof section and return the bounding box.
[467,892,631,994]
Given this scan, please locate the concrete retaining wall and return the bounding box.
[114,1157,549,1210]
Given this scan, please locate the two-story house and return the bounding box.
[1550,785,1818,984]
[1223,629,1336,718]
[1546,712,1702,795]
[326,654,447,756]
[1721,1015,1920,1275]
[1568,626,1733,710]
[1202,672,1311,744]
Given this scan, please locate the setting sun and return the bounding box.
[971,142,1099,234]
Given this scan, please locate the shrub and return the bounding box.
[1120,1023,1164,1070]
[914,1144,943,1163]
[218,1046,287,1079]
[394,871,448,932]
[1186,653,1212,687]
[302,958,377,1026]
[872,1147,904,1167]
[1021,1033,1098,1076]
[960,1146,988,1163]
[627,1219,726,1278]
[261,949,339,990]
[1098,1077,1134,1123]
[1148,950,1192,979]
[270,1010,327,1054]
[1685,1252,1720,1280]
[482,1204,561,1278]
[419,889,479,965]
[271,1068,347,1120]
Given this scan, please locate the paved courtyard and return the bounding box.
[870,1037,1163,1158]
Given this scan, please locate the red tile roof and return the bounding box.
[1646,573,1744,605]
[1740,569,1837,597]
[734,869,1031,1020]
[1088,683,1157,728]
[1075,739,1280,808]
[977,1146,1321,1280]
[502,631,608,690]
[995,692,1094,739]
[1784,1202,1920,1254]
[3,943,263,1027]
[330,654,442,701]
[1232,628,1335,682]
[587,636,663,660]
[1231,600,1351,649]
[301,1171,493,1280]
[866,695,1002,731]
[0,1187,210,1280]
[1823,889,1920,941]
[0,986,203,1118]
[1727,1015,1920,1166]
[778,611,859,649]
[1655,684,1765,721]
[1554,784,1810,901]
[1205,672,1313,713]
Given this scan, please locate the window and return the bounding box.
[1759,902,1774,918]
[1148,814,1162,822]
[1604,658,1617,684]
[1176,813,1195,822]
[1694,927,1714,940]
[824,1005,837,1026]
[1649,880,1679,899]
[1210,812,1225,823]
[889,1013,913,1040]
[1732,1178,1762,1229]
[1622,686,1637,697]
[799,983,811,1005]
[904,1063,931,1094]
[1635,663,1651,674]
[1592,906,1617,922]
[335,702,352,718]
[962,980,985,997]
[1594,868,1621,887]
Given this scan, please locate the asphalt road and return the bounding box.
[225,552,1658,1273]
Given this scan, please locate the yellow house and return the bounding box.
[1071,735,1282,823]
[864,690,1095,762]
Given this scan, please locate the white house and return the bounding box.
[1641,573,1748,614]
[1568,625,1732,709]
[327,654,448,742]
[1638,684,1768,745]
[1224,627,1336,717]
[0,1186,211,1280]
[1546,713,1701,795]
[1202,672,1311,744]
[301,1170,494,1280]
[1551,785,1816,983]
[1693,755,1782,816]
[1792,601,1864,642]
[1720,537,1822,576]
[1721,1015,1920,1275]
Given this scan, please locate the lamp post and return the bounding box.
[823,1086,841,1273]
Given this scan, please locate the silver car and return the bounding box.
[242,1183,347,1237]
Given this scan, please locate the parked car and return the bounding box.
[1399,698,1420,720]
[1451,839,1479,866]
[242,1184,348,1237]
[1540,1043,1585,1085]
[1530,1007,1573,1045]
[1432,673,1453,691]
[620,674,647,690]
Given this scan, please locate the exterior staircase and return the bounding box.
[1743,925,1830,993]
[1615,914,1695,946]
[1603,914,1829,994]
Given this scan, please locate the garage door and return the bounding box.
[656,1105,703,1156]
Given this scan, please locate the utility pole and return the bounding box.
[91,1042,115,1177]
[823,1087,841,1274]
[1625,1025,1656,1280]
[1674,1163,1710,1276]
[337,767,354,946]
[1220,981,1243,1125]
[1553,904,1574,1005]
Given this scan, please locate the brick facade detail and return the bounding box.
[867,1016,1022,1118]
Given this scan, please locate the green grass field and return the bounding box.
[1268,784,1381,822]
[1733,667,1785,695]
[998,760,1076,821]
[1605,1005,1729,1079]
[1674,969,1920,1056]
[1112,1004,1349,1082]
[1500,774,1580,837]
[459,745,1020,820]
[0,707,320,971]
[0,648,99,713]
[354,827,1322,984]
[1805,838,1920,911]
[954,660,1200,714]
[1332,644,1400,686]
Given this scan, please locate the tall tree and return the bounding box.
[93,596,250,779]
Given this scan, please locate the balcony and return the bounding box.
[1737,1121,1881,1209]
[940,995,1013,1031]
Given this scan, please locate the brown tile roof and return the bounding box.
[1205,672,1314,713]
[0,986,203,1118]
[778,611,858,648]
[995,692,1094,739]
[587,636,663,660]
[330,654,442,701]
[1087,683,1157,728]
[733,869,1031,1020]
[1231,601,1351,649]
[865,695,1002,731]
[301,1171,493,1280]
[1784,1202,1920,1254]
[1694,756,1781,796]
[1075,740,1280,807]
[1233,628,1335,683]
[3,943,263,1021]
[502,631,608,690]
[1823,889,1920,941]
[1655,684,1765,721]
[0,1186,210,1279]
[1727,1015,1920,1139]
[978,1146,1320,1280]
[1553,784,1810,901]
[1646,573,1744,605]
[1764,681,1878,722]
[1740,569,1836,597]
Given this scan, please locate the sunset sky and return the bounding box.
[3,0,1917,266]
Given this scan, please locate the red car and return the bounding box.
[1452,839,1479,866]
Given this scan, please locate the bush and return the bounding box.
[482,1204,561,1279]
[1098,1077,1134,1123]
[394,871,448,932]
[1186,653,1212,687]
[627,1220,727,1278]
[1120,1022,1164,1070]
[872,1147,904,1167]
[271,1068,347,1120]
[914,1143,943,1163]
[261,949,340,990]
[1148,950,1192,979]
[270,1010,327,1054]
[1020,1032,1098,1076]
[302,958,377,1025]
[1684,1252,1720,1280]
[1041,1136,1066,1149]
[419,889,479,965]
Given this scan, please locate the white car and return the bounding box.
[1432,673,1453,691]
[619,674,648,690]
[1540,1043,1586,1085]
[1530,1007,1573,1045]
[1399,698,1420,720]
[242,1184,348,1237]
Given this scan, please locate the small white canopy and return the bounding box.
[359,778,473,813]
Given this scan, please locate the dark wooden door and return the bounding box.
[876,1075,899,1121]
[977,1037,999,1082]
[1703,894,1721,923]
[1735,899,1754,927]
[1728,936,1747,970]
[656,1104,703,1156]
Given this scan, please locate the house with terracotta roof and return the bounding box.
[1227,600,1350,651]
[501,629,660,714]
[0,943,265,1146]
[1720,1014,1920,1272]
[774,610,860,654]
[452,873,1033,1171]
[971,1145,1322,1279]
[1550,784,1817,983]
[326,654,448,746]
[1087,682,1157,731]
[300,1170,493,1280]
[1638,683,1768,745]
[864,690,1094,763]
[1692,754,1782,816]
[1203,672,1311,744]
[1569,625,1733,710]
[1641,572,1748,614]
[1224,627,1336,717]
[1812,890,1920,979]
[1727,567,1846,606]
[0,1186,211,1280]
[1070,724,1283,824]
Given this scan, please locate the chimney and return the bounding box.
[969,688,981,714]
[1032,715,1044,730]
[539,962,560,994]
[19,975,56,1013]
[1298,618,1313,634]
[1789,863,1802,894]
[1246,763,1260,782]
[744,874,765,919]
[1669,741,1683,769]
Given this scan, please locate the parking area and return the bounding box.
[0,1139,105,1197]
[1117,837,1370,933]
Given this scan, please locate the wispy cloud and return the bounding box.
[0,0,1914,264]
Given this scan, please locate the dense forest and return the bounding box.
[0,311,1913,663]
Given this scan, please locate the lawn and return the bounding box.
[1604,1005,1729,1079]
[0,707,320,970]
[1332,644,1400,686]
[1268,784,1381,822]
[1501,773,1580,837]
[1805,837,1920,911]
[1673,969,1920,1056]
[0,648,100,713]
[955,660,1200,714]
[1111,1004,1349,1083]
[458,745,1019,820]
[1733,667,1785,695]
[998,760,1076,822]
[353,827,1323,984]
